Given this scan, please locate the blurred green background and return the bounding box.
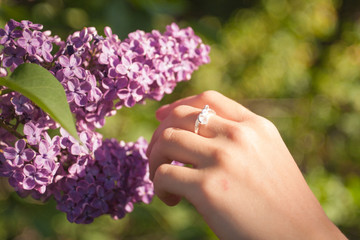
[1,0,360,239]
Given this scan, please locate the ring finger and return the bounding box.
[146,104,229,157]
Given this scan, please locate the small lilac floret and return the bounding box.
[33,136,60,174]
[40,41,54,62]
[3,139,35,167]
[58,55,86,79]
[66,78,91,106]
[2,46,26,68]
[20,20,43,30]
[0,19,22,45]
[11,95,34,115]
[102,77,128,101]
[23,121,43,145]
[17,29,42,55]
[22,164,51,192]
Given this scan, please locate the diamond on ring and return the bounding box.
[194,105,215,134]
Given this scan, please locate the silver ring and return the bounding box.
[194,105,215,134]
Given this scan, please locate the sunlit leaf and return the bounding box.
[0,63,79,141]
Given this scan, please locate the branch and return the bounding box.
[0,119,24,139]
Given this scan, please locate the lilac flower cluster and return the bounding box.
[55,136,152,223]
[0,19,210,223]
[57,22,210,131]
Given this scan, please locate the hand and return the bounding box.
[147,91,346,240]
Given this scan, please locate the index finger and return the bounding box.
[156,90,255,122]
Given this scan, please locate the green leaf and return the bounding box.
[0,63,80,142]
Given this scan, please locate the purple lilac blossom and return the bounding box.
[17,29,41,55]
[2,46,26,69]
[3,139,35,167]
[10,95,34,115]
[0,19,210,223]
[23,121,43,145]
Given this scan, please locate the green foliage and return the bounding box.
[1,0,360,239]
[0,63,79,142]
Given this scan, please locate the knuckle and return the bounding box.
[153,164,169,184]
[256,116,278,135]
[197,171,223,199]
[223,121,244,142]
[209,144,232,165]
[199,178,212,197]
[224,122,259,149]
[152,165,172,199]
[159,127,176,143]
[198,90,221,102]
[241,125,259,144]
[171,105,188,118]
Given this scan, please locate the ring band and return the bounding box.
[194,105,215,134]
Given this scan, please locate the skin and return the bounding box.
[146,90,347,240]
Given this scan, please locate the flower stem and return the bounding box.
[0,89,14,96]
[0,119,24,139]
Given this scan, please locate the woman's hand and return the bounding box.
[147,91,346,240]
